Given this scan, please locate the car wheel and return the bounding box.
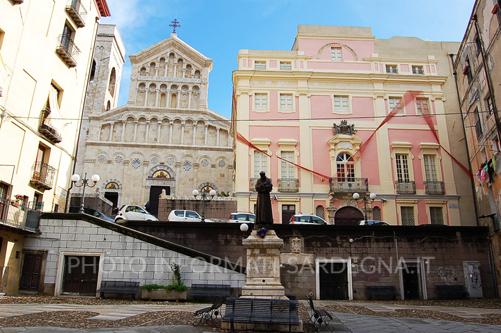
[115,218,124,224]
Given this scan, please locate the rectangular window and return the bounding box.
[279,61,292,70]
[416,98,430,114]
[254,61,266,70]
[400,206,415,226]
[485,95,494,115]
[254,93,268,111]
[464,58,473,83]
[61,22,75,51]
[395,153,410,182]
[475,34,482,56]
[430,207,444,225]
[333,95,350,113]
[388,97,401,113]
[331,47,342,61]
[254,151,268,177]
[412,65,424,75]
[423,154,437,181]
[280,151,295,179]
[279,93,293,112]
[474,107,483,139]
[385,64,398,74]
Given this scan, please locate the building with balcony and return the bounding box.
[0,0,110,295]
[233,25,475,226]
[452,0,501,295]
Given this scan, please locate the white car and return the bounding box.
[114,205,158,223]
[229,212,256,223]
[168,209,213,222]
[290,214,327,225]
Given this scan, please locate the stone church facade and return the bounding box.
[74,27,233,214]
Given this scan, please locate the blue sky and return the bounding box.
[102,0,475,119]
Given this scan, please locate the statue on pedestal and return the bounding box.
[255,171,273,227]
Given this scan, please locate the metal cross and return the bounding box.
[169,19,181,34]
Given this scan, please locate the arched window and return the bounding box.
[152,170,171,179]
[149,62,156,76]
[194,70,201,79]
[140,66,147,75]
[105,182,120,190]
[108,68,116,97]
[336,152,355,182]
[316,205,325,219]
[90,60,96,81]
[373,206,381,220]
[106,100,111,111]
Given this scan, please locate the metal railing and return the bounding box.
[330,178,368,193]
[424,181,445,195]
[30,162,56,190]
[56,34,80,67]
[395,181,416,194]
[65,0,87,28]
[278,178,299,193]
[38,108,62,143]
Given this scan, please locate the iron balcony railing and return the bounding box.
[30,162,56,191]
[330,178,368,193]
[424,181,445,195]
[39,107,62,144]
[65,0,87,28]
[395,181,416,194]
[56,34,80,68]
[278,178,299,193]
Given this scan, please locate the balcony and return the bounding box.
[249,178,258,191]
[56,34,80,68]
[38,108,62,144]
[65,0,87,28]
[30,162,56,191]
[395,181,416,194]
[330,178,368,194]
[425,181,445,195]
[278,178,299,193]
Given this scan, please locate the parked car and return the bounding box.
[359,220,389,226]
[290,214,327,225]
[70,206,114,223]
[167,209,213,222]
[229,212,256,223]
[114,205,158,223]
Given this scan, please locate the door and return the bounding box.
[62,255,100,295]
[282,205,295,224]
[319,262,349,300]
[104,192,119,213]
[402,263,420,299]
[464,261,482,298]
[19,252,44,291]
[148,186,170,217]
[334,206,364,226]
[186,210,201,222]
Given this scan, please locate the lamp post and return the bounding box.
[71,172,100,213]
[352,192,377,221]
[192,188,217,222]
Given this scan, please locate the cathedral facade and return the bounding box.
[75,27,233,215]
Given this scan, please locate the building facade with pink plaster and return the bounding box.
[232,25,475,226]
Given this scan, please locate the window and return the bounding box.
[279,61,292,70]
[416,98,430,114]
[464,58,473,83]
[336,153,355,182]
[108,68,116,96]
[395,153,410,182]
[254,93,268,111]
[61,22,75,51]
[254,151,268,177]
[423,154,437,181]
[331,47,343,61]
[385,64,398,74]
[279,93,293,112]
[429,207,444,225]
[89,60,96,81]
[474,107,483,139]
[333,95,350,113]
[486,95,494,115]
[412,65,424,75]
[280,151,295,179]
[400,206,414,226]
[254,61,266,70]
[475,34,482,56]
[388,97,401,113]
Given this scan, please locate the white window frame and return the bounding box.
[428,205,446,225]
[412,65,425,75]
[385,64,399,74]
[400,206,415,226]
[254,60,266,70]
[388,96,403,114]
[279,93,294,112]
[423,154,438,182]
[395,153,411,183]
[279,61,292,70]
[253,150,270,178]
[333,95,351,114]
[330,47,343,62]
[254,93,269,112]
[415,97,431,115]
[279,150,296,179]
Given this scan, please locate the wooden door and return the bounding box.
[19,252,44,291]
[62,256,100,295]
[281,204,295,224]
[319,262,349,300]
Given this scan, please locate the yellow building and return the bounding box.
[0,0,111,295]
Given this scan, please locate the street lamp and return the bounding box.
[352,192,377,220]
[192,188,217,222]
[71,172,100,213]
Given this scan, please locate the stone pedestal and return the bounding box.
[241,228,287,299]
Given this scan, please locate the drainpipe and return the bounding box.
[448,53,480,226]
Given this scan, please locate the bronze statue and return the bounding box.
[255,171,273,226]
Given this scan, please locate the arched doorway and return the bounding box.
[146,165,176,217]
[104,181,121,214]
[334,206,363,226]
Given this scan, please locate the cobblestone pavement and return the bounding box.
[0,326,209,333]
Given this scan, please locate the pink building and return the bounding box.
[232,25,475,226]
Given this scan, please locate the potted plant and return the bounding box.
[141,263,188,301]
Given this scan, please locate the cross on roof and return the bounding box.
[169,19,181,34]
